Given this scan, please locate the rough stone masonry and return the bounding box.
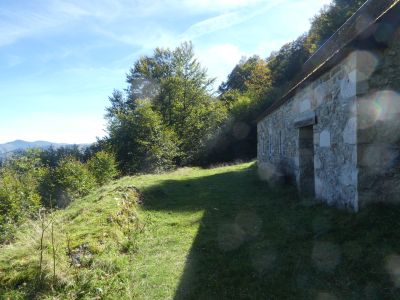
[257,0,400,211]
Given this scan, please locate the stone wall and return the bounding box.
[357,26,400,207]
[258,53,359,211]
[258,4,400,211]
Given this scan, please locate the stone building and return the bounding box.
[257,0,400,211]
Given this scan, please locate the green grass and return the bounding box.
[1,162,400,299]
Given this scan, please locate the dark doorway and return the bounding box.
[299,126,315,197]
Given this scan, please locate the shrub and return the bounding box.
[87,151,119,185]
[0,151,46,242]
[51,156,96,208]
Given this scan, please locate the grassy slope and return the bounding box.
[1,162,400,299]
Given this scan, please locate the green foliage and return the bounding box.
[108,99,179,174]
[39,145,86,168]
[267,35,309,86]
[306,0,366,54]
[111,186,145,253]
[0,148,120,242]
[0,150,47,242]
[50,156,96,207]
[0,179,145,298]
[83,137,113,161]
[219,55,271,97]
[87,151,119,185]
[244,59,272,98]
[106,42,227,173]
[202,56,274,165]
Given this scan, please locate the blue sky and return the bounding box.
[0,0,331,144]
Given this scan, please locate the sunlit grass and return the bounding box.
[1,162,400,299]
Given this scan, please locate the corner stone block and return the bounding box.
[320,130,331,147]
[314,156,322,169]
[299,99,311,113]
[314,83,328,107]
[339,163,357,186]
[315,176,323,197]
[314,133,320,145]
[343,117,357,144]
[340,70,357,99]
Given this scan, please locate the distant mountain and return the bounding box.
[0,140,89,160]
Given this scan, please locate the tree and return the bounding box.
[306,0,366,54]
[39,145,85,168]
[105,89,134,120]
[244,59,272,99]
[267,35,309,86]
[205,56,273,165]
[106,42,226,172]
[108,99,179,173]
[219,56,267,94]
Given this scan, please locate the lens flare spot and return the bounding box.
[312,242,341,273]
[251,250,277,275]
[386,254,400,287]
[258,162,284,187]
[363,282,379,299]
[356,50,380,82]
[316,292,338,300]
[355,13,373,34]
[372,91,400,120]
[217,223,245,252]
[313,216,332,236]
[358,90,400,130]
[258,162,276,181]
[235,211,262,238]
[233,122,250,140]
[374,22,395,44]
[360,144,398,173]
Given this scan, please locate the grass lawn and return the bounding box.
[1,162,400,299]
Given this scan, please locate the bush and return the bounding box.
[0,152,46,242]
[51,156,96,208]
[87,151,119,185]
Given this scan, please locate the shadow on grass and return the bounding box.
[141,165,400,299]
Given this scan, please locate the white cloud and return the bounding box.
[93,25,178,51]
[52,1,91,18]
[0,2,89,47]
[0,0,332,48]
[0,9,58,47]
[52,0,125,21]
[182,0,286,40]
[0,0,124,47]
[181,0,265,12]
[182,12,239,40]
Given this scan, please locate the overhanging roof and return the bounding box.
[256,0,400,123]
